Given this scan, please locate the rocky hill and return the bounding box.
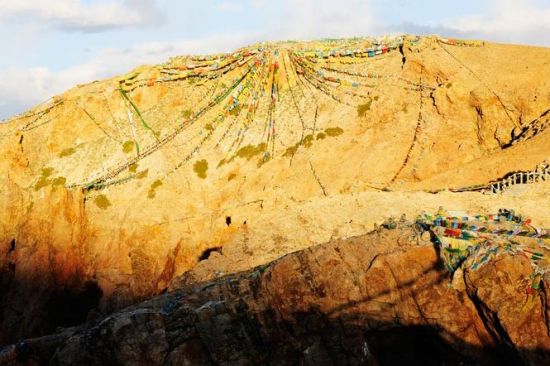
[1,34,550,353]
[2,225,550,365]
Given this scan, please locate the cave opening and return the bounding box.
[199,247,222,261]
[9,239,16,253]
[225,216,232,226]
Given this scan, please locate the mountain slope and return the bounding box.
[1,35,549,343]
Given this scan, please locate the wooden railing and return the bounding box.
[482,165,550,194]
[448,161,550,194]
[426,161,550,195]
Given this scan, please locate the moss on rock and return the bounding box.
[147,179,163,199]
[357,100,372,117]
[325,127,344,137]
[94,194,111,209]
[59,148,76,158]
[123,141,135,154]
[193,159,208,179]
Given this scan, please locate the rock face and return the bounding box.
[1,35,550,345]
[2,227,549,365]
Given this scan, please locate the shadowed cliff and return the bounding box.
[2,226,549,365]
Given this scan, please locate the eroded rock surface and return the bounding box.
[2,227,549,365]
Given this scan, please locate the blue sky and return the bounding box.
[1,0,550,120]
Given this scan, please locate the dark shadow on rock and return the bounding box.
[0,268,103,346]
[45,281,103,329]
[2,227,550,365]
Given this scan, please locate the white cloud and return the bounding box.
[0,32,263,121]
[279,0,379,39]
[436,0,550,46]
[217,1,243,13]
[0,0,165,32]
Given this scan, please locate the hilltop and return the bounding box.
[0,35,550,346]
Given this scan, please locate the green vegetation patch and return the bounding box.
[41,167,54,178]
[219,143,270,168]
[94,194,111,209]
[357,99,373,117]
[235,143,267,161]
[283,134,314,157]
[325,127,344,137]
[122,140,135,154]
[205,123,214,131]
[137,169,149,179]
[128,163,139,173]
[147,179,163,199]
[51,177,66,186]
[302,134,314,148]
[283,144,299,157]
[446,82,453,88]
[59,148,76,158]
[283,127,343,159]
[182,109,193,119]
[50,176,67,192]
[34,177,50,191]
[193,159,209,179]
[34,167,55,190]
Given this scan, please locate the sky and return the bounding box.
[1,0,550,120]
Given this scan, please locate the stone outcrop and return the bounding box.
[2,226,549,365]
